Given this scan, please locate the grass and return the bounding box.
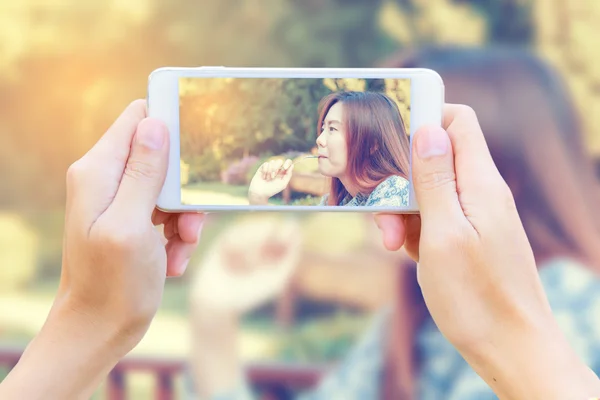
[183,181,248,198]
[182,180,318,206]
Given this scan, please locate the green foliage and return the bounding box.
[181,78,331,182]
[245,154,273,185]
[290,195,321,206]
[271,0,396,67]
[186,151,222,183]
[0,0,547,285]
[449,0,534,44]
[23,210,65,281]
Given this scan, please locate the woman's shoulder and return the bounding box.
[319,193,329,206]
[365,175,410,207]
[537,258,600,367]
[537,257,600,314]
[379,174,409,187]
[538,257,600,298]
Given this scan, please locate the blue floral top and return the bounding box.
[182,258,600,399]
[319,175,410,207]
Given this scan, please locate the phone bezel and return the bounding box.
[148,67,444,213]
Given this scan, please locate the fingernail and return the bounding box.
[416,126,448,159]
[137,120,166,150]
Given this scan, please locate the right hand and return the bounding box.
[248,158,294,203]
[379,104,549,350]
[374,104,600,399]
[190,214,302,314]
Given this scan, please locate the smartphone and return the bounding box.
[148,67,444,213]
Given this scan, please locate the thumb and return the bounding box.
[111,118,169,220]
[412,125,463,224]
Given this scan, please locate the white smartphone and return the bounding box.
[148,67,444,213]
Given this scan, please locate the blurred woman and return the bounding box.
[380,46,600,399]
[248,91,411,207]
[186,47,600,400]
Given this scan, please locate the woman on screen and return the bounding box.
[247,91,411,207]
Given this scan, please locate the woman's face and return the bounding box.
[316,102,348,178]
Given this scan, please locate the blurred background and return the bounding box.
[1,0,600,399]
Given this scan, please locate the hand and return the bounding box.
[248,158,294,204]
[191,214,302,314]
[374,104,600,399]
[59,99,204,344]
[188,215,302,397]
[0,100,205,400]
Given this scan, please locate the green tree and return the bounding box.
[180,78,333,182]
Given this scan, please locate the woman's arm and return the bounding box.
[187,214,302,399]
[189,306,253,399]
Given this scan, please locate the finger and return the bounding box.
[282,159,293,171]
[271,159,284,178]
[403,214,421,261]
[412,124,464,227]
[108,118,170,223]
[164,215,178,240]
[374,214,407,251]
[267,160,275,179]
[66,100,148,225]
[265,162,273,180]
[91,99,148,162]
[260,162,269,180]
[443,104,506,205]
[281,164,294,179]
[177,212,205,244]
[165,236,197,277]
[152,208,171,226]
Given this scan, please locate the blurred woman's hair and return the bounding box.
[379,46,600,399]
[387,46,600,269]
[317,91,410,205]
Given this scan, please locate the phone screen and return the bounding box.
[178,77,412,208]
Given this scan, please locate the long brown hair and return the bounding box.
[379,46,600,399]
[316,91,410,205]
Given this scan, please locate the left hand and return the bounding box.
[57,99,204,347]
[0,100,205,400]
[248,158,294,203]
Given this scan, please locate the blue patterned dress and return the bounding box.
[319,175,410,207]
[183,258,600,399]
